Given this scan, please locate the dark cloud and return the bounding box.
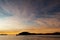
[0,0,60,18]
[30,0,60,18]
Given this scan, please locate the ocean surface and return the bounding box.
[0,35,60,40]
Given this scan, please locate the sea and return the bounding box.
[0,35,60,40]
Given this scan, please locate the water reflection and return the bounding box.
[0,35,60,40]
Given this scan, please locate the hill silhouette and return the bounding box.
[16,32,37,36]
[16,32,60,36]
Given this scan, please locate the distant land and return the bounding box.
[0,34,7,35]
[16,32,60,36]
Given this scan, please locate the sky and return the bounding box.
[0,0,60,34]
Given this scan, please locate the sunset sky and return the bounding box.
[0,0,60,34]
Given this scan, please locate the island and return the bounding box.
[16,32,60,36]
[0,34,7,35]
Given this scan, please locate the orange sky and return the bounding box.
[0,27,60,34]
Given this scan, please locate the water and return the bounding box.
[0,35,60,40]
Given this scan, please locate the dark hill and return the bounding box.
[16,32,60,36]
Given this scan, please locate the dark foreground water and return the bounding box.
[0,35,60,40]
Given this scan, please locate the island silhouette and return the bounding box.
[0,34,7,35]
[16,32,60,36]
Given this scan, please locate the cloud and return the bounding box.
[0,7,13,18]
[0,0,60,33]
[34,18,60,29]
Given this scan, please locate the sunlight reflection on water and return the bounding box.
[0,35,60,40]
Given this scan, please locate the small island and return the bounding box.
[0,34,7,35]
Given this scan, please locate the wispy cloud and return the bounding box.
[0,0,60,33]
